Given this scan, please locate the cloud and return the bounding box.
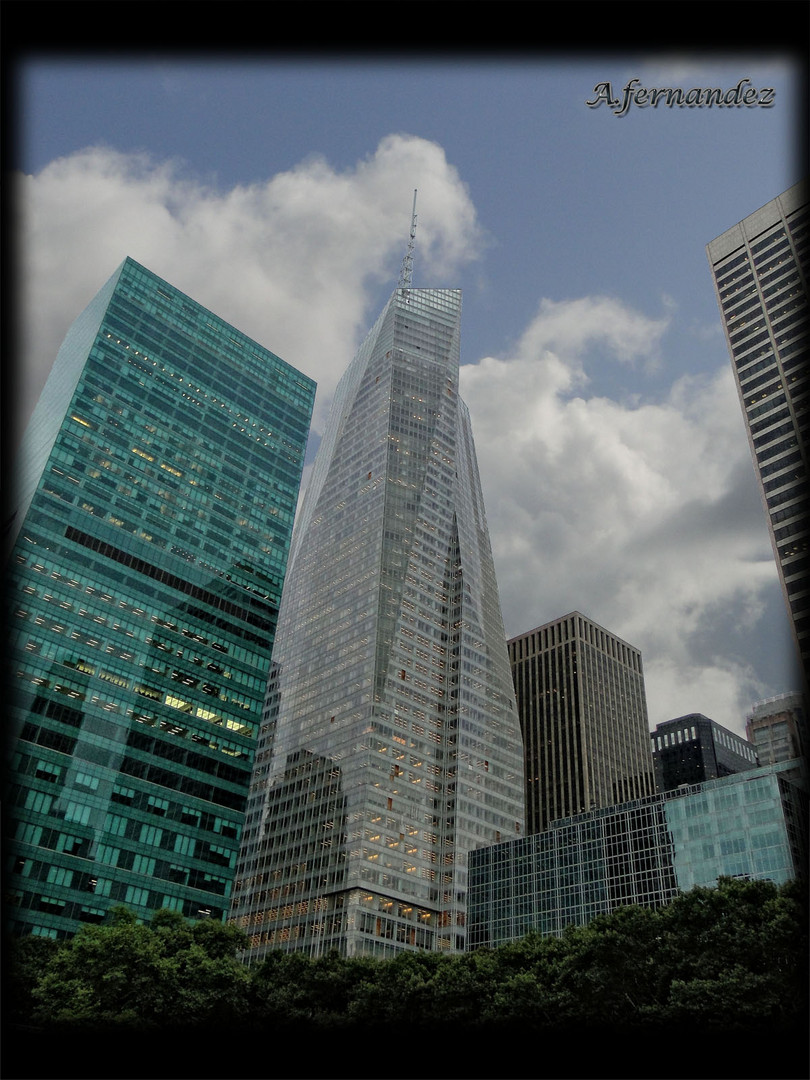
[15,141,783,737]
[14,135,482,449]
[460,296,779,733]
[519,295,671,376]
[634,57,794,88]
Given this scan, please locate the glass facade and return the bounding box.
[665,762,806,891]
[3,258,316,938]
[707,182,808,676]
[651,713,759,792]
[509,612,655,834]
[468,760,807,948]
[230,287,525,959]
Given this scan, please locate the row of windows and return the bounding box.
[108,269,315,419]
[14,538,272,670]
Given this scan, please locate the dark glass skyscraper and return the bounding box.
[230,286,525,959]
[707,182,808,679]
[650,713,758,792]
[509,612,655,834]
[4,257,315,937]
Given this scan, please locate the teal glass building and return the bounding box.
[3,258,315,938]
[230,287,525,959]
[468,759,807,947]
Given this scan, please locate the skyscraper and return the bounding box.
[650,713,758,792]
[508,612,655,835]
[746,692,807,765]
[3,257,315,938]
[707,182,808,679]
[230,286,525,959]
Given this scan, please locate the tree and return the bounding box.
[5,933,64,1028]
[12,878,807,1048]
[656,878,808,1032]
[544,903,668,1029]
[28,907,249,1030]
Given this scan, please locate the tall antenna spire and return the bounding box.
[398,189,418,291]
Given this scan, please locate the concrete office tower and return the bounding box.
[707,183,809,679]
[230,287,525,959]
[651,713,758,792]
[747,692,807,765]
[509,612,655,835]
[3,258,315,938]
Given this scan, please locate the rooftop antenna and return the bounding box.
[398,189,418,291]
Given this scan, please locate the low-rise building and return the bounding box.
[468,760,806,948]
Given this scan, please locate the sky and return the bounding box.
[9,50,806,737]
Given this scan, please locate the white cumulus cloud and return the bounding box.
[14,135,482,448]
[14,142,786,736]
[460,295,780,731]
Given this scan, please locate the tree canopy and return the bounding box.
[5,878,807,1080]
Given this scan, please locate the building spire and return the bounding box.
[398,189,418,291]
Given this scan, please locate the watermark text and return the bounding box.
[586,78,774,117]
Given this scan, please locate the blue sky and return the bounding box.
[12,52,805,732]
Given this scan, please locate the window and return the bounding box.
[125,885,150,907]
[174,833,195,856]
[24,790,53,815]
[139,824,164,847]
[95,845,120,866]
[132,854,156,875]
[46,866,74,887]
[105,814,128,838]
[35,760,62,783]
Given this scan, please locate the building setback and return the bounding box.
[707,182,809,680]
[508,612,655,835]
[3,258,315,938]
[229,286,525,959]
[468,759,807,948]
[651,713,759,792]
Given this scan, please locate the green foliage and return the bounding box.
[250,949,380,1030]
[19,907,249,1031]
[4,933,65,1027]
[8,878,808,1044]
[653,877,809,1030]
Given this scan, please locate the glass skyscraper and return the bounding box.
[469,759,807,947]
[707,182,808,679]
[230,287,525,959]
[508,612,655,835]
[3,257,315,938]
